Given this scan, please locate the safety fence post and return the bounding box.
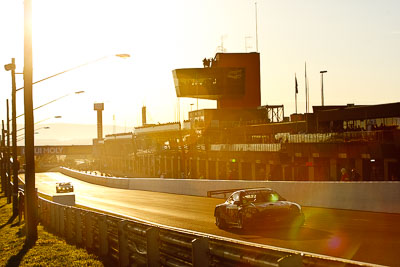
[66,207,73,242]
[76,210,82,245]
[55,205,60,234]
[99,215,108,257]
[37,198,42,221]
[41,200,47,225]
[146,227,160,267]
[192,237,210,267]
[50,203,56,231]
[59,206,65,236]
[85,212,93,249]
[118,220,129,267]
[277,254,303,267]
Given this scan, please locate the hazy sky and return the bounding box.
[0,0,399,141]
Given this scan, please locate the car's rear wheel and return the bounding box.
[215,214,227,229]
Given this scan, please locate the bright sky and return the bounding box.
[0,0,399,141]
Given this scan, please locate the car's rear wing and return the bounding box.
[207,187,266,198]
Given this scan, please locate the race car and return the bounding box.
[214,188,304,230]
[56,182,74,193]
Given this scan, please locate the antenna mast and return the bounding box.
[113,114,116,134]
[217,35,227,53]
[255,2,259,52]
[245,36,252,52]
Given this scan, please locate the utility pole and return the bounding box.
[11,58,19,216]
[0,134,3,193]
[24,0,38,243]
[1,121,8,202]
[6,100,11,204]
[5,58,19,214]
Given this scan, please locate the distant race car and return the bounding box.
[214,188,304,230]
[56,182,74,193]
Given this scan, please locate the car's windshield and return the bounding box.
[241,190,283,204]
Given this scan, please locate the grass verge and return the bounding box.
[0,194,104,266]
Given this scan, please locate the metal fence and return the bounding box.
[37,196,374,267]
[210,143,281,152]
[286,130,390,144]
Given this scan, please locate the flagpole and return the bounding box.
[307,67,310,113]
[305,62,307,113]
[255,2,259,52]
[295,73,298,114]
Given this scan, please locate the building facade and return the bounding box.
[93,103,400,181]
[92,53,400,181]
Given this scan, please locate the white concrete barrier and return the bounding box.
[53,193,75,206]
[59,168,129,189]
[59,167,400,214]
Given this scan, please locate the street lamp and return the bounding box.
[17,126,50,138]
[35,126,50,131]
[17,116,62,133]
[320,70,327,106]
[17,127,50,142]
[16,91,85,119]
[16,54,130,93]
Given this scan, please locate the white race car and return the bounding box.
[214,188,304,230]
[56,182,74,193]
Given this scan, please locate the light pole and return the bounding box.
[320,70,327,106]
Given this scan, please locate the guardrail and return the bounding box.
[36,196,376,267]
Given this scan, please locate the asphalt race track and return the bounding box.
[30,172,400,266]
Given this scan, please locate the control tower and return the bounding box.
[172,52,260,109]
